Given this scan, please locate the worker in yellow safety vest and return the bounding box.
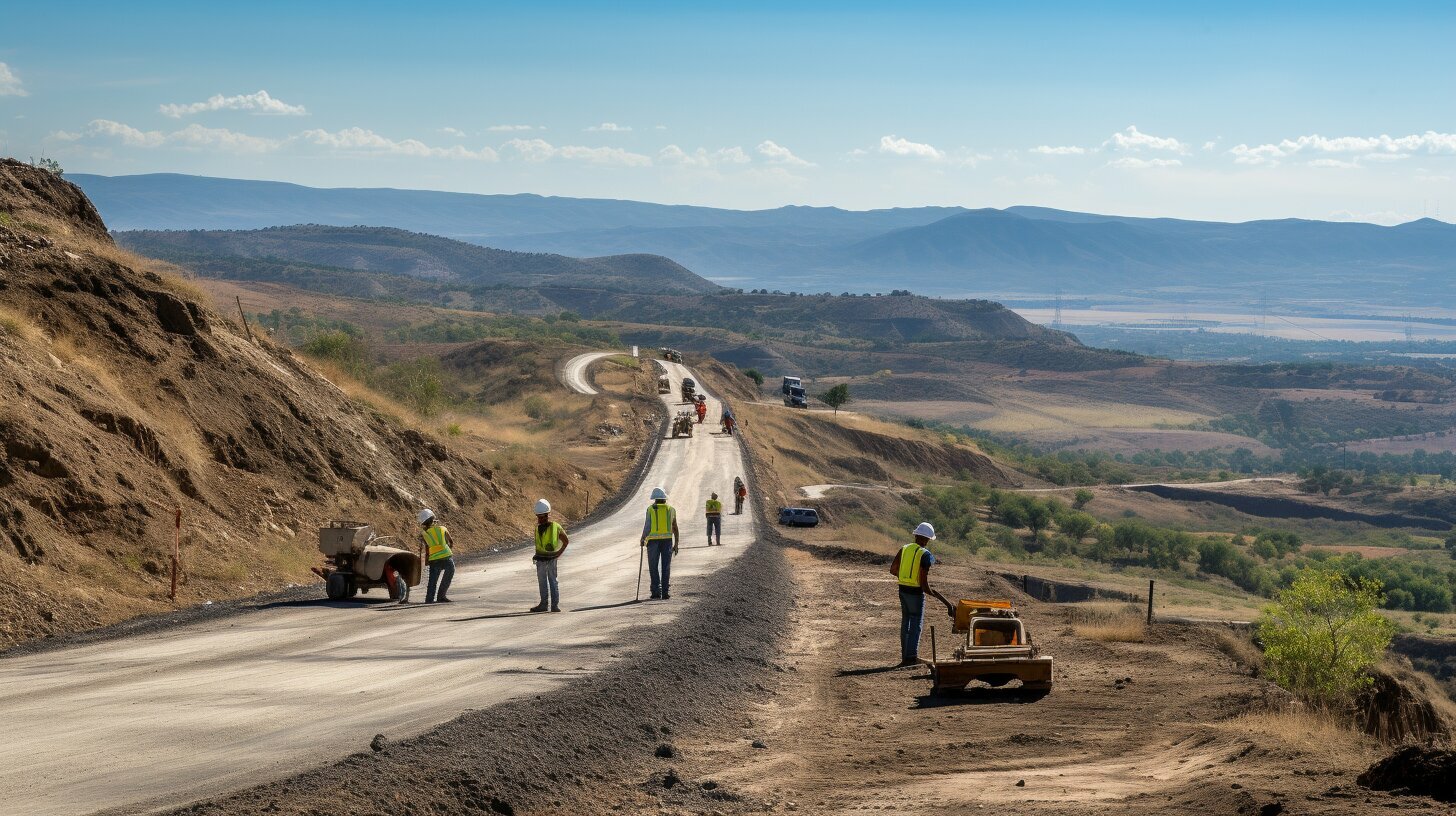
[418,508,455,604]
[529,499,570,613]
[705,492,723,546]
[888,522,949,666]
[640,487,680,599]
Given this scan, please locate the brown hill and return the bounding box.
[0,160,527,647]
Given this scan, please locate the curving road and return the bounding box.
[0,358,754,816]
[559,350,619,395]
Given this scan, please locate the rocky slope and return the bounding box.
[0,160,521,647]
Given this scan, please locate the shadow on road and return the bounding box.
[835,664,908,677]
[255,597,400,611]
[912,687,1050,708]
[572,599,645,612]
[449,610,543,622]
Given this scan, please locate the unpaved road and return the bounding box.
[0,358,754,816]
[560,350,619,395]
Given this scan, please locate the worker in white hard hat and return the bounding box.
[529,499,570,613]
[888,521,947,666]
[417,508,456,604]
[640,486,680,599]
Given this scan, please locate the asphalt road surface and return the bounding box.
[0,356,754,816]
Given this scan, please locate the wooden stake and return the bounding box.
[930,625,937,665]
[170,507,181,602]
[235,295,255,343]
[1147,579,1155,623]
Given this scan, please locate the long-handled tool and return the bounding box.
[635,542,645,602]
[930,588,955,620]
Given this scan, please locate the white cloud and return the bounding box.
[1022,173,1059,186]
[504,138,651,166]
[1308,158,1359,169]
[1105,125,1187,153]
[1202,140,1219,151]
[654,124,667,131]
[487,124,536,132]
[1328,209,1420,225]
[659,145,751,168]
[159,90,306,118]
[586,122,631,132]
[1228,131,1456,166]
[756,140,813,167]
[439,127,467,137]
[54,119,280,153]
[0,62,26,97]
[1030,145,1085,155]
[1106,156,1182,169]
[302,127,498,160]
[878,135,944,160]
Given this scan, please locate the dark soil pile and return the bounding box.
[0,160,515,647]
[1357,745,1456,802]
[167,533,794,816]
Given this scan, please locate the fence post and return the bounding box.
[171,507,182,602]
[1146,579,1155,624]
[235,296,255,343]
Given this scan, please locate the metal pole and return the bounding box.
[635,543,645,602]
[170,507,181,602]
[1146,579,1155,624]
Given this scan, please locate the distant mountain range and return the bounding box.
[117,225,718,296]
[75,173,1456,305]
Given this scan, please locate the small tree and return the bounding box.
[1057,511,1096,542]
[817,383,851,416]
[1072,488,1094,510]
[1444,526,1456,560]
[1257,569,1395,705]
[744,368,765,387]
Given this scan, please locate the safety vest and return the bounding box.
[705,499,722,517]
[535,522,563,557]
[646,503,676,539]
[897,542,927,588]
[423,525,452,561]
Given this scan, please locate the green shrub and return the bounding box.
[1258,569,1395,705]
[523,395,551,421]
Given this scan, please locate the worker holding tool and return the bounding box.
[889,522,951,666]
[705,492,723,546]
[733,477,747,515]
[640,487,680,599]
[695,394,708,424]
[529,499,569,613]
[418,509,455,604]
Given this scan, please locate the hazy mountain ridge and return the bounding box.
[116,225,719,295]
[75,172,1456,304]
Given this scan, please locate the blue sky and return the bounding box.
[2,1,1454,221]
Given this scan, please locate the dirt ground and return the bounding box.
[596,547,1451,815]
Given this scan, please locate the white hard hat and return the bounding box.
[534,499,551,515]
[418,509,435,524]
[651,487,668,501]
[913,522,936,540]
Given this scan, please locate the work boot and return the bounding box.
[437,596,452,603]
[528,603,548,613]
[662,592,671,600]
[550,606,561,613]
[650,592,661,600]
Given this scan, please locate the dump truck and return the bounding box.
[313,520,421,602]
[681,377,697,403]
[661,347,683,363]
[671,410,696,438]
[784,384,808,408]
[657,374,671,394]
[926,599,1053,694]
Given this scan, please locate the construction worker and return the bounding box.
[721,405,737,436]
[889,522,948,666]
[529,499,569,613]
[695,394,708,424]
[418,509,455,604]
[733,477,747,515]
[705,492,723,546]
[640,486,680,599]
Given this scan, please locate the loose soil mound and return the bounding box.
[0,160,512,647]
[1357,745,1456,802]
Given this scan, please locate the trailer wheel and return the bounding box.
[325,572,349,600]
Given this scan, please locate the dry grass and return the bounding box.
[0,305,41,344]
[1065,601,1148,643]
[1218,708,1375,765]
[1214,629,1264,674]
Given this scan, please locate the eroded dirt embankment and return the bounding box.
[1126,484,1450,530]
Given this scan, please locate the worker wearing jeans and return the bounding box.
[889,523,940,666]
[418,508,455,604]
[529,499,569,613]
[641,487,680,599]
[705,492,723,546]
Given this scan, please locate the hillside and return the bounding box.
[116,225,719,295]
[0,160,546,647]
[73,173,1456,305]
